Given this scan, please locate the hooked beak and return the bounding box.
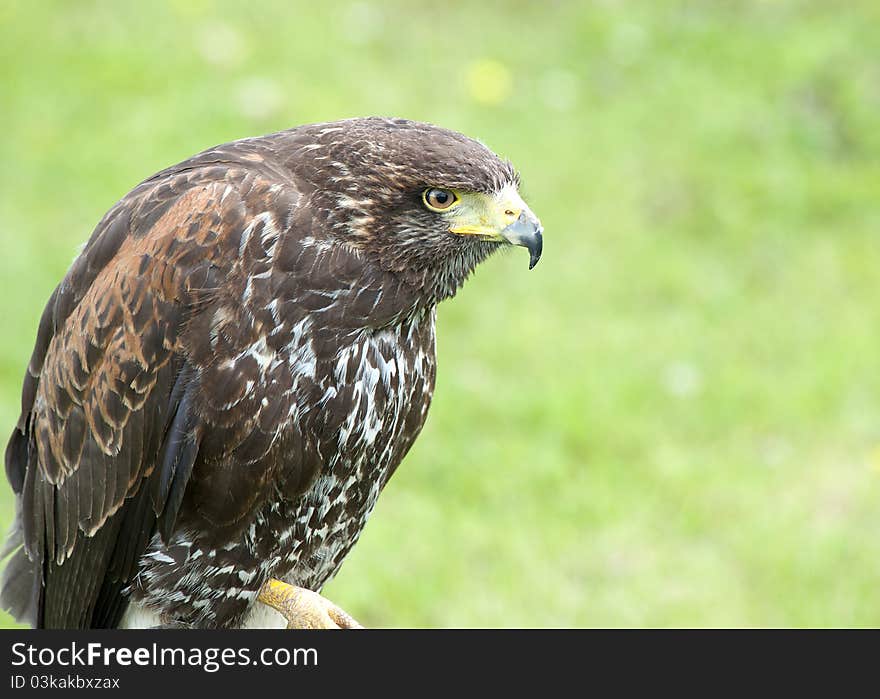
[500,210,543,270]
[446,185,544,270]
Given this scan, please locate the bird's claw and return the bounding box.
[257,579,363,629]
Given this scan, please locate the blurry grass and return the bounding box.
[2,0,880,627]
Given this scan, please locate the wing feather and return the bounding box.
[3,144,307,627]
[152,364,202,542]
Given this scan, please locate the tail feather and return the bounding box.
[0,503,40,627]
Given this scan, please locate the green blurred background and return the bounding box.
[2,0,879,627]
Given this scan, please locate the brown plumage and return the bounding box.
[1,117,542,628]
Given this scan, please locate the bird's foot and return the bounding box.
[257,579,363,629]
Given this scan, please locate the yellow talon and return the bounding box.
[257,579,364,629]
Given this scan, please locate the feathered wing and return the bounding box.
[1,149,305,628]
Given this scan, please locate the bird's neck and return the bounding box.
[388,240,500,309]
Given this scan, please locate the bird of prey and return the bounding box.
[1,117,542,629]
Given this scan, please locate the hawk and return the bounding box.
[1,117,542,628]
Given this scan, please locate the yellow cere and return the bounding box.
[447,188,524,240]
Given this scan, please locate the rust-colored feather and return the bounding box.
[3,158,306,625]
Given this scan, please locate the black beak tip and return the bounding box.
[527,231,543,270]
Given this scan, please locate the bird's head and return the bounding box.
[289,117,543,302]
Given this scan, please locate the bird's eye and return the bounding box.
[423,188,459,211]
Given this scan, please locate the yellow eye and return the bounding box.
[423,188,459,211]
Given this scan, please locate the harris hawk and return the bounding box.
[1,117,543,628]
